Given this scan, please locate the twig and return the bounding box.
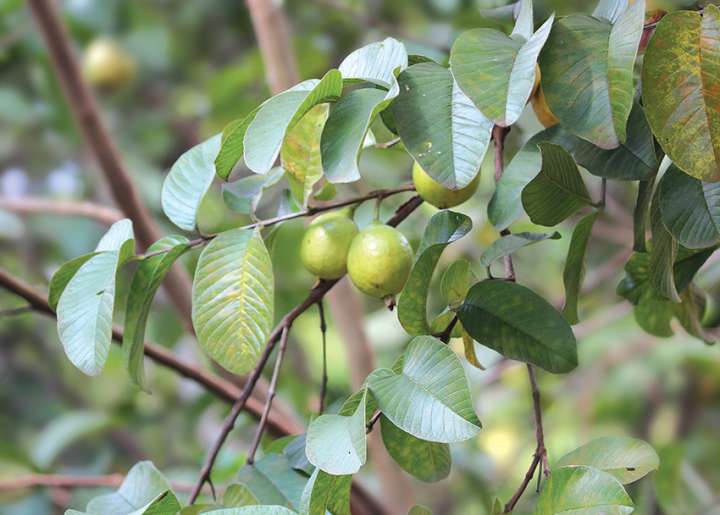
[0,268,299,437]
[0,197,122,226]
[247,326,291,464]
[187,196,422,507]
[142,185,416,260]
[0,473,215,495]
[374,136,402,149]
[366,411,382,432]
[317,300,329,414]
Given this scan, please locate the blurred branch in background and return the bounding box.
[0,474,215,495]
[0,197,122,226]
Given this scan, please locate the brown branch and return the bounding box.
[26,0,193,324]
[0,473,215,495]
[0,268,299,438]
[187,196,421,510]
[0,197,123,226]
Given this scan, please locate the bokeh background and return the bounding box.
[1,0,719,514]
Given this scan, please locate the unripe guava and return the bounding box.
[412,161,479,209]
[82,38,137,89]
[300,209,358,280]
[531,85,559,128]
[347,223,413,299]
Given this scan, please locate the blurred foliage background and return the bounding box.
[0,0,718,514]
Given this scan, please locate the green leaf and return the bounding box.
[321,87,388,183]
[562,212,598,324]
[649,196,679,302]
[538,0,644,148]
[450,5,554,126]
[224,484,259,507]
[203,508,297,515]
[659,164,720,249]
[366,335,481,443]
[123,235,190,391]
[642,5,720,182]
[408,506,432,515]
[281,104,328,207]
[338,37,407,94]
[299,469,351,515]
[440,259,475,310]
[57,219,135,376]
[521,143,591,226]
[479,231,560,268]
[490,498,503,515]
[305,389,367,475]
[397,210,472,335]
[535,465,634,514]
[380,415,451,482]
[633,175,656,252]
[161,134,222,232]
[244,71,342,175]
[192,228,274,374]
[222,168,284,215]
[84,461,180,515]
[214,108,261,181]
[236,454,307,510]
[458,279,578,373]
[391,62,492,189]
[49,252,101,312]
[593,0,628,23]
[653,445,715,515]
[556,436,659,484]
[32,411,111,470]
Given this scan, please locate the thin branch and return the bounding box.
[246,326,291,464]
[0,473,216,495]
[317,300,329,414]
[366,410,382,432]
[187,196,422,507]
[0,197,123,226]
[0,305,34,317]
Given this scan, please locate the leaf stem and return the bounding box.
[437,315,459,343]
[318,300,329,414]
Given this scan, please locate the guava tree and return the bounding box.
[3,0,719,513]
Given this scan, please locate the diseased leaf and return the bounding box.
[215,107,261,180]
[535,465,634,514]
[642,5,720,182]
[299,469,351,515]
[556,436,659,484]
[562,212,598,324]
[123,235,190,391]
[521,143,591,226]
[380,415,451,482]
[458,279,578,373]
[539,0,644,148]
[161,134,222,232]
[391,62,492,189]
[398,210,472,335]
[450,4,554,126]
[306,389,367,475]
[479,231,560,268]
[244,71,342,175]
[366,336,481,443]
[659,164,720,249]
[236,454,307,510]
[192,228,274,374]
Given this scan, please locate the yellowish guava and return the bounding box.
[412,161,479,209]
[300,209,358,280]
[82,38,137,89]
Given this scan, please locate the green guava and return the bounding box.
[347,223,414,299]
[300,209,358,279]
[412,161,479,209]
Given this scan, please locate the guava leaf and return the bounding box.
[459,279,578,373]
[450,0,554,127]
[563,212,598,324]
[380,415,451,482]
[556,436,659,484]
[161,134,222,232]
[192,228,273,374]
[440,259,475,310]
[123,235,190,391]
[391,62,492,189]
[479,231,560,268]
[49,252,101,311]
[539,0,644,148]
[642,5,720,182]
[222,167,284,215]
[214,107,261,180]
[299,468,351,515]
[236,454,307,510]
[397,210,472,335]
[366,336,481,443]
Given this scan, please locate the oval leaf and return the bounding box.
[380,415,451,482]
[366,335,481,443]
[479,231,560,268]
[192,228,274,374]
[161,134,222,232]
[642,5,720,182]
[299,468,352,515]
[236,454,307,510]
[562,212,598,324]
[214,107,261,180]
[556,436,659,484]
[458,279,578,373]
[391,62,492,189]
[398,210,472,335]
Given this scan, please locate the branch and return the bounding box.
[187,196,422,509]
[0,197,122,226]
[0,268,299,438]
[26,0,194,324]
[317,300,329,414]
[0,474,215,495]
